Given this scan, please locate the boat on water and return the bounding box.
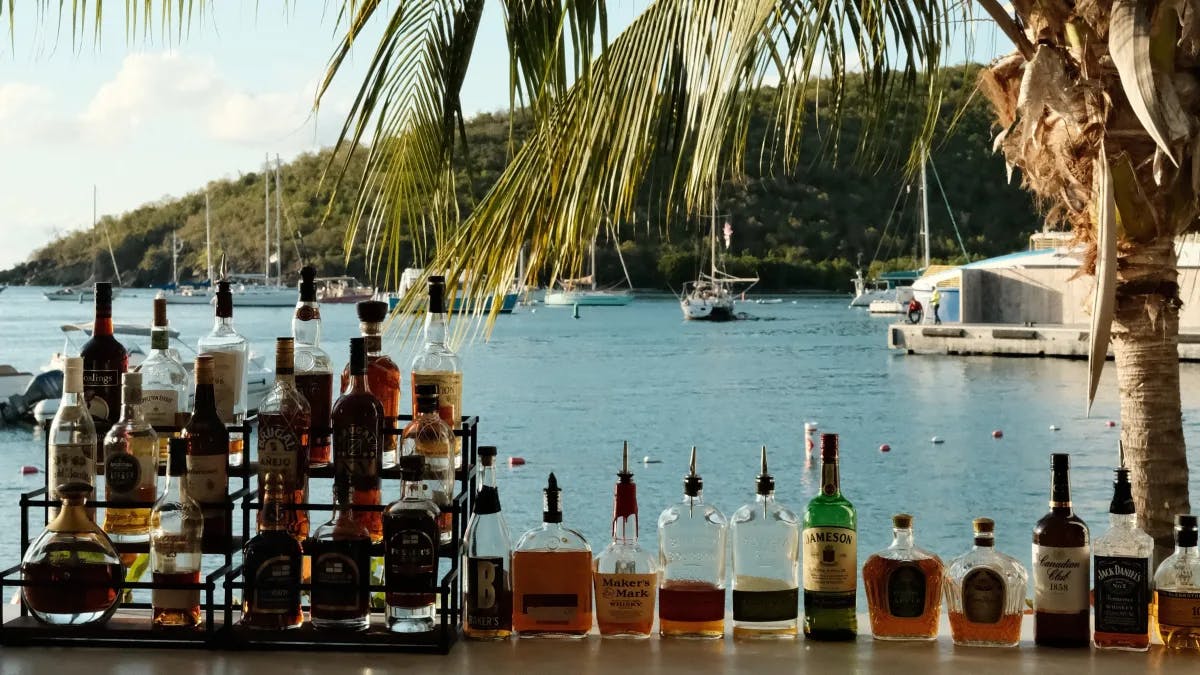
[680,212,759,321]
[317,276,375,304]
[544,228,634,307]
[44,286,124,302]
[386,267,520,314]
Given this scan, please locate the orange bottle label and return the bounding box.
[594,573,656,626]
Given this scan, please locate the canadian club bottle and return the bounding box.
[241,473,304,630]
[1031,453,1090,647]
[256,338,312,541]
[184,355,230,552]
[81,282,128,440]
[293,266,334,468]
[463,446,513,640]
[802,433,857,640]
[332,337,384,542]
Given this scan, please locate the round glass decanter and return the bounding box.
[21,482,124,625]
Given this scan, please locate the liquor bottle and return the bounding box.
[81,281,128,439]
[150,438,204,629]
[1154,514,1200,650]
[332,337,384,542]
[309,482,372,631]
[101,372,159,542]
[137,296,189,460]
[48,357,97,516]
[257,337,312,541]
[384,455,441,633]
[512,473,593,638]
[344,300,401,468]
[731,446,799,639]
[292,265,334,468]
[463,445,513,640]
[658,447,727,639]
[410,275,462,467]
[943,517,1027,647]
[183,355,230,552]
[400,383,455,544]
[241,473,304,629]
[1093,466,1153,651]
[1031,452,1090,647]
[863,513,944,640]
[802,433,857,640]
[594,442,658,639]
[197,280,248,465]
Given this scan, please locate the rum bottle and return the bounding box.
[81,281,127,439]
[292,265,334,468]
[513,473,593,638]
[150,438,204,629]
[183,355,230,552]
[463,445,513,640]
[401,383,455,544]
[1031,453,1090,647]
[1093,466,1152,651]
[197,280,248,465]
[594,442,658,639]
[241,473,304,629]
[332,337,384,541]
[658,447,727,639]
[943,518,1027,647]
[410,275,462,467]
[802,433,857,640]
[48,357,97,516]
[309,482,372,631]
[137,296,189,460]
[863,513,943,640]
[257,337,312,541]
[731,446,799,639]
[1154,514,1200,650]
[345,300,401,467]
[101,372,159,542]
[384,455,441,633]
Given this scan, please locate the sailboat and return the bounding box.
[45,187,124,302]
[544,225,634,306]
[679,209,759,321]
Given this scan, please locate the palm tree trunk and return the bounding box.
[1113,239,1189,563]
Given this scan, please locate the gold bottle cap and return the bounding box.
[892,513,914,529]
[972,517,995,534]
[63,357,84,393]
[153,297,168,327]
[194,354,214,384]
[274,337,294,374]
[122,371,143,405]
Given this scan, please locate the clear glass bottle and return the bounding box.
[384,455,441,633]
[137,296,189,461]
[401,383,454,544]
[410,275,462,467]
[658,447,728,639]
[241,473,304,630]
[101,372,159,543]
[731,446,799,639]
[863,513,943,640]
[150,437,204,629]
[292,266,334,468]
[594,442,658,639]
[48,357,97,518]
[197,280,248,465]
[943,517,1027,647]
[345,300,401,467]
[1154,514,1200,650]
[309,482,372,631]
[1031,452,1090,647]
[463,445,514,640]
[513,473,593,638]
[803,433,857,640]
[1093,466,1153,651]
[21,482,123,625]
[257,337,312,541]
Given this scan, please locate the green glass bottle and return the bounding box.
[802,433,857,640]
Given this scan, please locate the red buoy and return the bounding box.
[879,444,891,453]
[992,430,1004,439]
[20,465,39,475]
[508,457,526,467]
[1106,420,1117,428]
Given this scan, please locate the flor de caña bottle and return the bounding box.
[593,442,658,638]
[1093,466,1153,651]
[333,337,384,542]
[863,513,943,640]
[730,447,799,639]
[257,337,312,541]
[1031,452,1090,647]
[658,448,727,639]
[464,446,514,640]
[293,265,334,468]
[802,433,856,640]
[513,473,593,638]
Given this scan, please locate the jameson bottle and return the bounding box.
[345,300,401,468]
[332,337,384,542]
[410,275,462,467]
[463,446,514,640]
[197,280,248,465]
[292,266,334,468]
[81,282,128,438]
[256,338,312,541]
[184,355,230,552]
[1093,466,1152,651]
[594,442,658,638]
[137,296,189,460]
[1031,453,1090,647]
[802,433,857,640]
[731,447,800,639]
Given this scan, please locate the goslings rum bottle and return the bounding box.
[81,281,127,438]
[1031,453,1090,647]
[802,433,856,640]
[594,442,658,638]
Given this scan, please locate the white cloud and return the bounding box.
[78,51,219,143]
[0,82,66,145]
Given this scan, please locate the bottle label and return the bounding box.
[962,568,1005,623]
[294,372,332,434]
[1157,590,1200,628]
[312,548,367,613]
[152,586,201,611]
[732,587,799,622]
[252,554,300,613]
[1032,544,1089,613]
[186,453,228,505]
[51,442,94,493]
[803,526,857,593]
[1094,555,1149,635]
[886,563,927,618]
[385,527,437,594]
[521,594,580,623]
[595,572,658,625]
[142,389,180,427]
[334,424,380,487]
[258,421,303,485]
[104,452,144,497]
[411,371,462,453]
[467,556,513,631]
[83,369,120,422]
[207,351,245,422]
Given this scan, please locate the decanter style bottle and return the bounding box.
[292,265,334,468]
[344,300,401,468]
[1154,514,1200,650]
[241,473,304,630]
[410,275,462,466]
[81,282,127,439]
[384,455,441,633]
[1093,466,1153,651]
[21,483,123,625]
[513,473,593,638]
[803,433,857,640]
[1031,453,1090,647]
[309,482,372,631]
[48,357,97,517]
[150,438,204,629]
[184,355,230,552]
[464,445,514,640]
[658,447,728,639]
[197,280,248,464]
[401,383,455,544]
[137,296,189,459]
[102,372,159,542]
[257,337,312,541]
[863,513,944,640]
[731,446,799,639]
[943,517,1027,647]
[333,337,385,542]
[594,442,658,639]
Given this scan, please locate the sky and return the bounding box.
[0,2,1009,271]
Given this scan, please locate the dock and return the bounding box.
[888,323,1200,361]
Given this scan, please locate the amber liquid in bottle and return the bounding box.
[659,580,726,636]
[22,562,123,615]
[344,301,401,466]
[295,372,332,467]
[511,550,595,635]
[184,356,230,553]
[948,611,1023,643]
[332,338,384,542]
[80,282,128,439]
[863,556,943,638]
[152,570,202,627]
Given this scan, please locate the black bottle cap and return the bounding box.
[1110,468,1135,515]
[1052,453,1070,471]
[94,282,112,306]
[168,438,188,477]
[56,482,94,499]
[820,433,838,462]
[543,472,562,523]
[478,445,498,467]
[1177,515,1199,547]
[299,265,317,301]
[683,447,702,497]
[399,454,425,481]
[428,276,446,314]
[756,445,774,495]
[415,383,439,412]
[357,300,389,323]
[348,337,366,374]
[216,280,233,317]
[1050,452,1072,504]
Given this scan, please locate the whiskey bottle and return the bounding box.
[257,337,312,541]
[309,482,372,631]
[292,266,334,468]
[48,357,97,517]
[137,296,189,460]
[464,446,513,640]
[81,282,128,440]
[1154,514,1200,650]
[332,337,384,542]
[802,433,856,640]
[410,275,462,467]
[197,280,248,465]
[1093,466,1152,651]
[658,447,727,639]
[241,473,304,629]
[183,355,230,552]
[101,372,159,542]
[1031,453,1090,647]
[594,442,658,639]
[863,513,943,640]
[384,455,441,633]
[513,473,593,638]
[731,446,799,639]
[401,383,455,544]
[344,300,401,468]
[943,518,1027,647]
[150,438,204,629]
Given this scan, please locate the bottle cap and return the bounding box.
[299,265,317,302]
[478,445,498,467]
[56,482,94,501]
[168,437,188,476]
[153,297,168,327]
[613,442,638,521]
[216,280,233,317]
[543,472,563,523]
[1109,467,1135,515]
[427,276,446,314]
[1177,515,1199,547]
[756,445,774,495]
[415,383,440,412]
[275,337,295,374]
[683,446,703,497]
[972,517,995,534]
[357,300,389,323]
[94,282,112,306]
[194,354,215,384]
[399,454,425,481]
[1051,453,1070,471]
[121,371,143,405]
[820,433,839,461]
[63,357,84,394]
[893,513,914,529]
[348,337,366,373]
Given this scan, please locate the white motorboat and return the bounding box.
[680,210,759,321]
[544,226,635,307]
[44,286,123,302]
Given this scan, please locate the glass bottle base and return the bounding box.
[388,605,435,633]
[734,623,799,640]
[517,630,589,639]
[599,629,653,639]
[661,618,725,639]
[312,616,371,632]
[464,628,513,641]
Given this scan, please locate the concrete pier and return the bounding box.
[889,322,1200,361]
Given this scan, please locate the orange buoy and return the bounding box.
[879,444,891,453]
[992,430,1004,439]
[20,465,39,475]
[508,457,526,467]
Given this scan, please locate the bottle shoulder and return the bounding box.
[411,348,461,372]
[731,500,799,527]
[1032,512,1090,545]
[331,390,385,419]
[802,497,856,528]
[865,544,943,566]
[245,530,302,556]
[81,335,127,360]
[1093,524,1154,556]
[514,523,591,553]
[948,547,1028,582]
[659,501,728,528]
[384,496,440,520]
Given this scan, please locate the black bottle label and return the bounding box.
[732,587,799,622]
[105,453,141,495]
[886,563,927,618]
[385,526,437,595]
[335,424,380,487]
[962,568,1005,624]
[83,369,120,422]
[251,554,300,613]
[1094,555,1149,635]
[312,541,370,614]
[467,556,512,631]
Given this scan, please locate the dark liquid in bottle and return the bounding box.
[23,561,122,615]
[296,372,333,467]
[310,537,372,623]
[241,530,303,629]
[659,581,725,622]
[384,510,439,608]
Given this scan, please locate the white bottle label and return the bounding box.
[802,526,857,593]
[207,351,245,422]
[51,442,94,493]
[1032,544,1090,613]
[142,389,180,427]
[186,453,228,504]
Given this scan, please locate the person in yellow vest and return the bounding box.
[931,287,942,325]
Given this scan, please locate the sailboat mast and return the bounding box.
[274,155,283,284]
[590,228,598,291]
[710,191,718,280]
[920,147,931,270]
[205,191,214,282]
[96,186,123,287]
[171,231,178,287]
[264,155,271,283]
